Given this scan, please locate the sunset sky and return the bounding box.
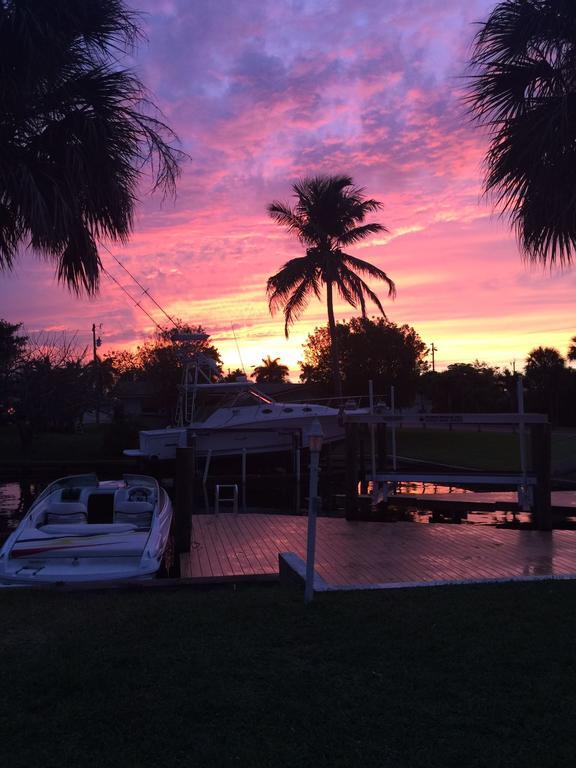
[1,0,575,378]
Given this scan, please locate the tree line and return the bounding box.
[3,315,576,462]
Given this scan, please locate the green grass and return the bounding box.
[394,427,576,475]
[1,582,576,767]
[395,428,523,471]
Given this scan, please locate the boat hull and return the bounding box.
[127,405,345,460]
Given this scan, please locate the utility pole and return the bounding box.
[430,342,437,373]
[92,323,102,424]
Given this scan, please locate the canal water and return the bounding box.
[0,479,44,546]
[0,477,541,547]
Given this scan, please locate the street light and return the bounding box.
[305,418,324,603]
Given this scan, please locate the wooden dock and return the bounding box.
[180,513,576,588]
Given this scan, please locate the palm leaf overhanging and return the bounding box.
[0,0,185,294]
[467,0,576,266]
[266,175,395,397]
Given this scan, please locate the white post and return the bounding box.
[305,419,323,604]
[391,385,397,471]
[516,375,528,510]
[369,380,377,497]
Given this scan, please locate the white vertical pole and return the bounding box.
[517,375,528,509]
[391,385,397,471]
[304,449,321,604]
[241,448,247,513]
[369,380,377,496]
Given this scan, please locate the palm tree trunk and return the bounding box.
[326,281,343,400]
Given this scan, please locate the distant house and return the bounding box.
[113,380,171,428]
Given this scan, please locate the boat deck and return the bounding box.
[181,513,576,588]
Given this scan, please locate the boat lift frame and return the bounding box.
[343,375,550,518]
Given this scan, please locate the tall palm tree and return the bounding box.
[252,356,290,383]
[0,0,184,294]
[267,175,395,398]
[467,0,576,266]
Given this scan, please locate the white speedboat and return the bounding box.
[0,474,173,585]
[125,382,346,460]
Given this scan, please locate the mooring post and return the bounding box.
[358,424,367,494]
[241,448,247,514]
[175,440,196,553]
[531,422,552,531]
[345,422,359,520]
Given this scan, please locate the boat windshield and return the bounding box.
[35,474,99,504]
[123,474,157,489]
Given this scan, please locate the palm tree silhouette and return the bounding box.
[252,356,290,383]
[467,1,576,266]
[267,175,395,398]
[0,0,184,294]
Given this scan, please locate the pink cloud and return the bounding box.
[1,0,573,378]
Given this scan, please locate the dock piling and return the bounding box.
[174,441,196,553]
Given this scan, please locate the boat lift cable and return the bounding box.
[231,324,246,376]
[100,243,178,329]
[101,265,165,332]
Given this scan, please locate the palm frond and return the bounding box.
[282,277,313,337]
[467,0,576,264]
[55,226,102,295]
[340,266,387,317]
[341,253,396,296]
[337,223,387,246]
[0,0,184,293]
[266,256,317,314]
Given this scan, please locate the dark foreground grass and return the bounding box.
[2,582,576,768]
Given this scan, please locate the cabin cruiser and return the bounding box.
[124,380,346,461]
[0,474,173,585]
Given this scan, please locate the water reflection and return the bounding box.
[364,480,535,526]
[0,479,41,544]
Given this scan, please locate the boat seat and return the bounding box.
[43,502,88,525]
[114,501,154,528]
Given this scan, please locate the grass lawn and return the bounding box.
[395,427,576,475]
[1,582,576,767]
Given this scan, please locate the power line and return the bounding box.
[101,265,164,331]
[101,244,177,329]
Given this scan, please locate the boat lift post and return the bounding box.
[391,385,397,471]
[202,448,212,512]
[241,448,247,514]
[294,431,302,514]
[516,375,529,510]
[369,381,377,498]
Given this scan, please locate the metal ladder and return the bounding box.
[215,484,238,515]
